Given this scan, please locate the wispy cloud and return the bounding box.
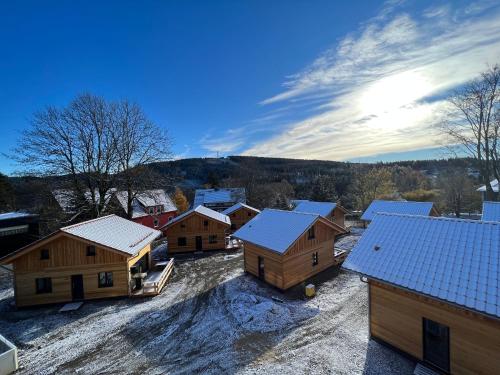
[204,0,500,161]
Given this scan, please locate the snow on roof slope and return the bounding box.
[233,209,320,254]
[343,213,500,319]
[361,200,435,221]
[193,188,246,206]
[0,212,37,221]
[61,215,161,256]
[115,190,177,218]
[477,179,499,192]
[292,200,337,217]
[163,205,230,229]
[482,201,500,222]
[222,202,260,216]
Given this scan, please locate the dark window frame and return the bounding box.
[35,277,52,294]
[178,237,187,246]
[203,220,209,227]
[86,245,96,256]
[40,248,49,260]
[209,235,217,244]
[98,272,113,288]
[153,218,159,228]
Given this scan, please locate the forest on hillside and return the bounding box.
[0,155,482,234]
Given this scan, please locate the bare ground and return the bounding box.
[0,230,415,374]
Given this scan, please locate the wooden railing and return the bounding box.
[333,249,348,265]
[143,259,175,296]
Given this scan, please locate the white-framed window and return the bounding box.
[154,218,159,228]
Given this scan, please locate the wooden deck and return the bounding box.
[131,258,174,297]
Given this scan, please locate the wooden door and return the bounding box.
[258,256,265,280]
[423,318,450,373]
[71,274,84,301]
[196,236,203,251]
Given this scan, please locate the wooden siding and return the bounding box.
[9,234,150,307]
[164,212,230,253]
[228,207,258,232]
[329,207,345,228]
[370,282,500,375]
[243,220,337,290]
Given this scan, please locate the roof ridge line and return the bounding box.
[377,212,500,225]
[61,214,116,230]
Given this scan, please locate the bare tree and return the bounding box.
[12,94,172,220]
[112,100,173,219]
[441,65,500,200]
[13,94,118,217]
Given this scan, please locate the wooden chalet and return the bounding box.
[0,215,174,307]
[233,209,346,290]
[361,200,440,223]
[292,200,349,230]
[161,205,231,253]
[343,213,500,374]
[222,203,260,232]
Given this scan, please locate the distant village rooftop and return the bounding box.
[344,213,500,319]
[193,188,246,207]
[361,200,438,221]
[293,200,340,217]
[482,201,500,222]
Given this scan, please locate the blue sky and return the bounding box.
[1,0,499,174]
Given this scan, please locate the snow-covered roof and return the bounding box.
[361,200,436,221]
[477,179,499,193]
[193,188,246,207]
[233,209,322,254]
[115,190,177,218]
[62,214,161,256]
[162,205,231,229]
[343,213,500,319]
[482,201,500,222]
[0,212,37,221]
[222,202,260,216]
[293,200,337,217]
[52,189,115,214]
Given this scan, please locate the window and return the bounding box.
[312,252,319,266]
[209,235,217,244]
[148,207,154,215]
[178,237,187,246]
[204,220,209,227]
[153,218,159,228]
[168,216,174,222]
[231,224,236,230]
[40,249,49,260]
[248,212,252,217]
[308,226,315,240]
[36,277,52,294]
[86,245,96,256]
[158,205,163,213]
[180,223,186,228]
[98,272,113,288]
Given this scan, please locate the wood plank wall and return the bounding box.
[227,207,258,232]
[370,281,500,375]
[164,212,230,253]
[12,235,135,307]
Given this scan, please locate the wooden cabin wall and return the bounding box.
[12,235,132,307]
[165,213,229,253]
[243,242,284,289]
[282,220,337,289]
[228,207,258,232]
[370,281,500,375]
[331,207,345,228]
